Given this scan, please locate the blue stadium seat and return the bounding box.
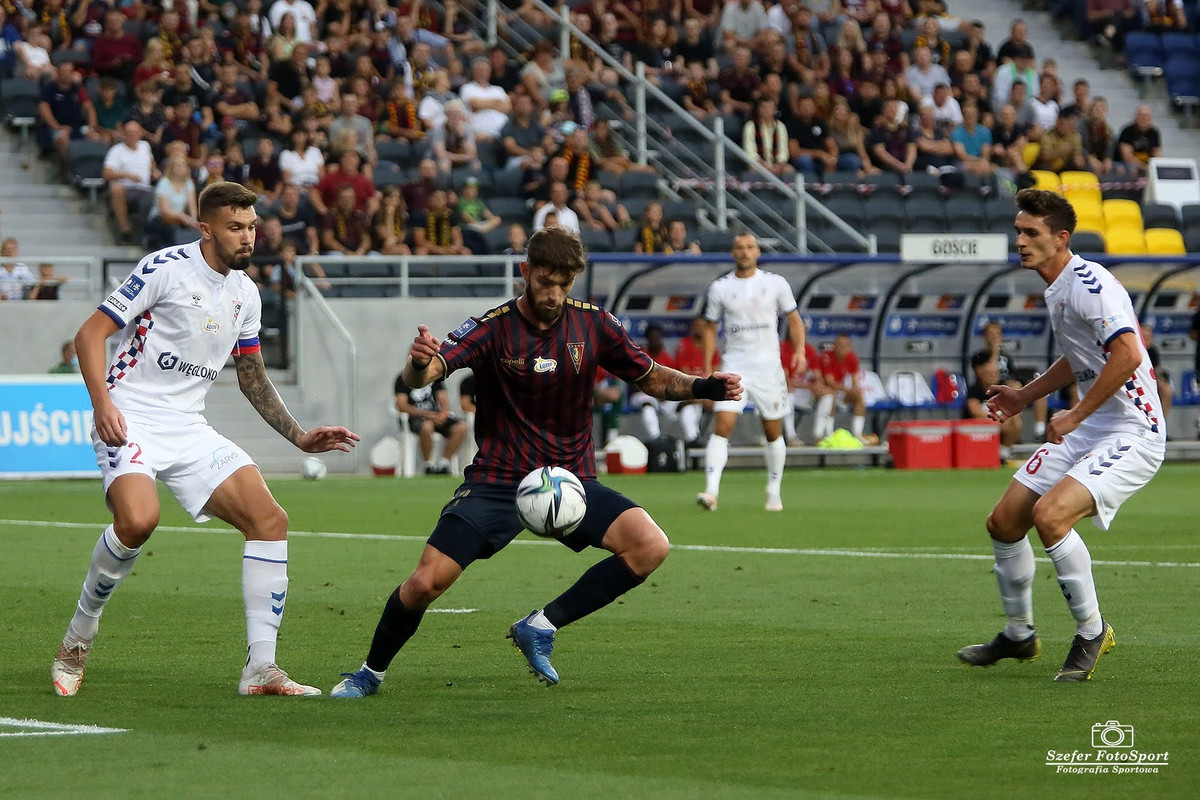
[580,228,613,252]
[1142,203,1180,230]
[1124,32,1166,79]
[1161,31,1199,58]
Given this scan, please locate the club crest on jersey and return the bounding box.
[232,300,243,324]
[533,356,557,373]
[203,317,220,333]
[119,275,145,300]
[190,293,203,307]
[567,342,584,374]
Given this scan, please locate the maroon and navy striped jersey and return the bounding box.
[437,298,654,483]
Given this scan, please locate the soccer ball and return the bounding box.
[516,466,587,537]
[301,457,327,480]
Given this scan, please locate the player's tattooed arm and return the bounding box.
[235,349,305,445]
[636,364,703,401]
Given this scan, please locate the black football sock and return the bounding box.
[365,589,426,672]
[543,555,644,629]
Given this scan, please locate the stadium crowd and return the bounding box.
[0,0,1187,266]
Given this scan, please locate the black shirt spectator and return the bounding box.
[275,201,318,254]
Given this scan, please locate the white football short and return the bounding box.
[714,367,790,420]
[1013,428,1164,530]
[628,391,680,417]
[92,410,257,522]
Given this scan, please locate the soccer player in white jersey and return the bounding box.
[958,189,1165,682]
[51,182,359,697]
[697,233,806,512]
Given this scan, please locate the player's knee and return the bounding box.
[626,527,670,575]
[401,568,446,607]
[1030,496,1070,537]
[113,511,159,547]
[985,508,1022,541]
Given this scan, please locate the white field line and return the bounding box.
[1,518,1198,569]
[0,717,126,738]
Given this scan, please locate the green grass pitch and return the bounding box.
[1,465,1197,799]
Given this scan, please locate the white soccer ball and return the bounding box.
[516,466,587,537]
[301,456,327,480]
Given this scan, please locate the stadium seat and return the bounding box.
[452,169,491,192]
[1144,227,1186,254]
[906,197,947,232]
[817,226,869,252]
[902,171,943,200]
[66,139,111,201]
[1104,227,1146,254]
[863,193,906,226]
[579,227,613,252]
[612,226,639,252]
[0,78,40,133]
[662,198,698,223]
[488,197,530,224]
[1074,207,1105,235]
[483,225,511,254]
[620,171,660,198]
[373,139,411,166]
[1103,199,1144,230]
[439,262,481,278]
[1059,170,1099,194]
[1181,203,1200,231]
[870,223,903,252]
[1124,31,1166,81]
[1142,203,1180,230]
[1185,228,1200,253]
[491,167,524,197]
[944,195,986,231]
[1072,229,1106,254]
[372,169,408,190]
[861,172,902,191]
[347,261,395,279]
[1022,142,1040,168]
[1161,31,1199,58]
[1031,170,1062,193]
[622,196,650,221]
[595,170,622,194]
[819,194,865,230]
[698,229,733,253]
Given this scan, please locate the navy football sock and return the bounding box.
[365,589,425,672]
[544,555,644,629]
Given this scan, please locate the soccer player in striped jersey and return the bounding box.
[958,189,1165,682]
[330,226,742,696]
[51,182,359,698]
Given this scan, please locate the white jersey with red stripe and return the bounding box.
[99,240,262,418]
[1044,254,1163,443]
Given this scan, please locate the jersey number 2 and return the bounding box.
[127,442,144,465]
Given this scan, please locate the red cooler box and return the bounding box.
[951,419,1001,468]
[887,420,954,469]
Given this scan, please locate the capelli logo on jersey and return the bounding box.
[533,357,557,373]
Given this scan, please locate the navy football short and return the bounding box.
[427,480,640,569]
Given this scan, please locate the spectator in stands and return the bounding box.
[269,0,319,43]
[500,91,549,169]
[247,138,284,203]
[520,41,566,108]
[312,149,379,217]
[373,186,412,255]
[1061,79,1092,119]
[504,223,528,255]
[102,119,157,245]
[431,99,480,173]
[163,94,208,169]
[264,185,315,259]
[1116,105,1162,175]
[224,141,252,185]
[976,320,1047,440]
[457,176,502,234]
[48,340,78,371]
[267,40,311,102]
[574,179,626,231]
[395,372,469,475]
[744,97,794,177]
[375,81,424,145]
[129,81,167,150]
[0,8,18,81]
[589,117,653,175]
[633,202,670,253]
[414,68,452,130]
[37,62,99,160]
[964,19,995,79]
[990,103,1029,176]
[30,263,68,301]
[951,102,995,176]
[904,45,951,104]
[0,237,34,302]
[253,216,288,269]
[824,98,871,175]
[922,81,963,127]
[212,65,261,133]
[1019,72,1060,140]
[221,7,269,81]
[593,11,632,74]
[146,155,200,249]
[1144,0,1189,31]
[90,8,141,83]
[15,25,54,82]
[321,184,374,256]
[995,19,1031,64]
[279,126,325,187]
[813,334,867,441]
[991,44,1036,114]
[719,0,771,52]
[912,104,956,172]
[402,157,445,215]
[666,218,703,254]
[461,57,512,142]
[827,46,861,101]
[1081,97,1115,174]
[718,45,760,118]
[1035,107,1086,173]
[411,187,472,255]
[913,15,950,65]
[1140,322,1173,434]
[198,152,227,191]
[532,181,581,233]
[532,155,571,208]
[869,98,917,174]
[957,71,991,118]
[787,94,837,175]
[1086,0,1139,52]
[268,11,300,63]
[328,90,378,166]
[966,351,1021,458]
[487,45,521,93]
[162,63,215,131]
[92,78,128,146]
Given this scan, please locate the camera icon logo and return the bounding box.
[1092,720,1134,749]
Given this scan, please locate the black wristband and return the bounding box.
[412,357,431,370]
[692,376,725,401]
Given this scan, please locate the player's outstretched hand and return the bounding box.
[1044,409,1079,445]
[984,384,1024,423]
[298,426,361,453]
[94,402,128,447]
[410,324,441,368]
[713,371,743,401]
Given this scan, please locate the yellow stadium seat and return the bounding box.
[1068,192,1102,214]
[1103,199,1143,230]
[1075,210,1105,233]
[1104,227,1146,254]
[1023,142,1041,168]
[1144,228,1186,255]
[1059,171,1100,193]
[1031,170,1061,193]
